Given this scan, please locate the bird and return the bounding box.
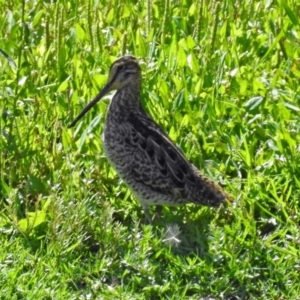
[69,55,232,220]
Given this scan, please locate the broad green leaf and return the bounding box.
[57,79,69,92]
[244,96,264,110]
[75,24,86,41]
[187,52,199,73]
[177,47,186,67]
[186,35,196,49]
[18,76,27,86]
[283,102,300,112]
[136,29,146,57]
[281,0,299,25]
[32,10,44,27]
[0,48,16,68]
[106,8,114,23]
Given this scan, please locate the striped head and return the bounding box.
[69,56,141,127]
[107,56,141,90]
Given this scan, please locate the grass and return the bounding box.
[1,0,300,298]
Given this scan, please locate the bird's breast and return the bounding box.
[103,121,131,170]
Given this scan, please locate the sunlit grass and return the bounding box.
[1,0,300,298]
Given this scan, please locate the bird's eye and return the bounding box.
[117,65,125,72]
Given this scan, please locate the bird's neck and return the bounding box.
[107,82,144,122]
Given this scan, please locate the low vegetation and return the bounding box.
[1,0,299,298]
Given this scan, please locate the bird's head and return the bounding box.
[68,56,141,128]
[107,56,141,90]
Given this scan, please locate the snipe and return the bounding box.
[69,56,232,219]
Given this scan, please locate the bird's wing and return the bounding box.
[123,112,198,196]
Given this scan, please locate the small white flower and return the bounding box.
[163,223,181,247]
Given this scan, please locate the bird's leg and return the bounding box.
[155,205,163,216]
[142,204,152,224]
[143,205,163,223]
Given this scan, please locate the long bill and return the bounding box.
[68,82,112,128]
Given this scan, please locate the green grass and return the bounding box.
[1,0,300,299]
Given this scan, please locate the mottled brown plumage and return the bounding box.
[69,56,232,217]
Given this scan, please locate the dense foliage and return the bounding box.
[1,0,299,298]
